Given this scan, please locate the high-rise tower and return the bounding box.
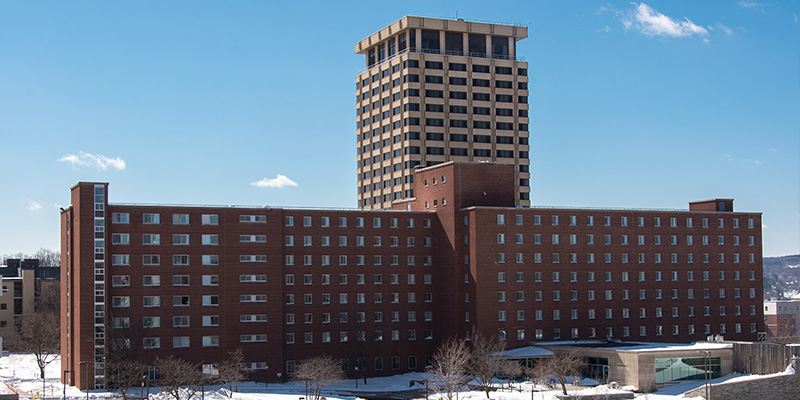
[355,16,531,209]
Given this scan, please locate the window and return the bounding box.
[202,235,219,245]
[112,213,130,223]
[143,213,160,224]
[111,234,130,245]
[240,215,266,223]
[142,234,160,245]
[172,214,189,225]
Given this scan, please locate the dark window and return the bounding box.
[388,40,396,57]
[425,118,444,126]
[519,96,528,103]
[496,80,513,88]
[473,107,491,115]
[378,43,386,62]
[473,121,491,129]
[13,299,22,315]
[409,29,416,51]
[421,30,439,51]
[449,105,467,113]
[520,193,530,200]
[474,149,491,157]
[405,147,420,155]
[445,32,463,53]
[473,93,490,101]
[404,89,419,97]
[519,137,529,145]
[519,109,528,117]
[403,59,419,68]
[518,68,528,76]
[472,79,490,87]
[449,77,467,85]
[450,148,468,156]
[450,134,468,142]
[398,33,407,51]
[519,123,529,131]
[425,104,443,112]
[425,75,443,84]
[403,74,419,83]
[468,34,486,56]
[449,119,468,128]
[496,136,514,144]
[404,161,420,169]
[496,122,514,130]
[404,118,420,126]
[13,282,22,297]
[496,108,513,116]
[519,151,529,158]
[426,147,444,155]
[425,90,443,98]
[426,132,444,141]
[474,135,491,143]
[472,64,490,73]
[404,103,420,111]
[368,49,376,66]
[497,150,514,158]
[495,66,513,75]
[518,82,528,90]
[449,91,467,99]
[496,94,513,102]
[424,61,443,69]
[449,62,466,71]
[491,36,509,58]
[404,132,420,140]
[520,165,529,172]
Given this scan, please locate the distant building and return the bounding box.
[0,259,59,336]
[764,300,800,337]
[355,16,531,209]
[61,161,764,390]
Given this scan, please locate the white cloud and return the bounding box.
[620,3,708,38]
[716,23,734,36]
[58,151,126,170]
[754,160,763,166]
[738,0,762,8]
[596,4,615,15]
[29,201,42,211]
[250,174,298,188]
[598,25,612,33]
[722,154,734,162]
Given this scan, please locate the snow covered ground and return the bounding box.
[0,352,777,400]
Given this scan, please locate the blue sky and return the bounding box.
[0,1,797,258]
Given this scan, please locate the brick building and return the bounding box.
[764,299,800,337]
[60,161,764,390]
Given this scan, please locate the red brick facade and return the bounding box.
[61,162,764,390]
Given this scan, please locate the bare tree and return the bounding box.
[10,310,60,397]
[293,355,345,400]
[218,348,247,397]
[154,356,204,400]
[498,361,523,388]
[468,329,506,398]
[429,337,471,400]
[106,321,146,400]
[536,351,584,395]
[34,248,60,267]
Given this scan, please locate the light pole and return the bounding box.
[697,351,711,400]
[63,370,70,400]
[78,361,89,400]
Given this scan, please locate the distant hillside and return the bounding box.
[764,254,800,300]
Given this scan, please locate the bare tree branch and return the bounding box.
[293,355,345,400]
[428,337,470,400]
[468,329,506,398]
